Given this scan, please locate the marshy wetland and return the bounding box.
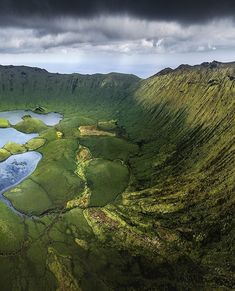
[0,104,142,290]
[0,109,134,216]
[0,110,63,211]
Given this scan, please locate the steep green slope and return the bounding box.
[0,65,140,115]
[111,61,235,289]
[0,62,234,290]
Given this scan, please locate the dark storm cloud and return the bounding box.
[1,17,234,55]
[0,0,235,24]
[0,0,235,72]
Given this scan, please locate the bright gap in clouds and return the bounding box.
[1,50,235,78]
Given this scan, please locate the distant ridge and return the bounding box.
[1,61,235,80]
[152,60,235,78]
[0,64,140,79]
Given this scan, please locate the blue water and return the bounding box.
[0,128,38,148]
[0,110,62,215]
[0,152,42,215]
[0,110,62,126]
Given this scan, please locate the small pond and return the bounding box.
[0,128,38,148]
[0,110,62,214]
[0,151,42,214]
[0,110,62,126]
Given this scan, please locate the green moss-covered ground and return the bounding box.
[14,116,48,133]
[85,159,129,206]
[0,118,9,128]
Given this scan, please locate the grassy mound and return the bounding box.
[80,136,138,162]
[25,138,46,150]
[0,148,10,161]
[5,180,53,215]
[85,159,129,206]
[14,116,48,133]
[4,142,26,155]
[0,118,9,128]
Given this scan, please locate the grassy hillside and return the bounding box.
[0,65,140,115]
[0,62,234,290]
[113,61,235,289]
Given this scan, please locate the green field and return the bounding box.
[86,159,129,206]
[0,62,234,290]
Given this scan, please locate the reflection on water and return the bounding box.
[0,109,61,214]
[0,152,42,214]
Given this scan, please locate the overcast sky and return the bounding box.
[0,0,235,77]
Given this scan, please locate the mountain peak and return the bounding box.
[152,60,235,79]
